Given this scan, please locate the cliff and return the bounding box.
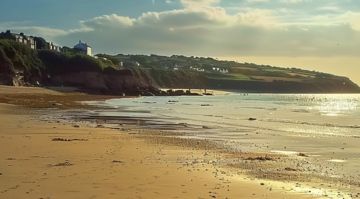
[0,39,158,95]
[111,54,360,93]
[1,39,359,94]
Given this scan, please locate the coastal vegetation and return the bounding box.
[0,39,43,85]
[0,37,359,94]
[38,50,113,74]
[110,54,360,93]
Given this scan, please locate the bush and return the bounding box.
[0,39,44,78]
[96,54,120,66]
[38,50,106,75]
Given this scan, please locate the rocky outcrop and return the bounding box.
[50,72,108,91]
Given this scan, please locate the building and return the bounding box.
[1,30,64,52]
[47,42,61,52]
[13,32,36,49]
[189,66,205,72]
[212,67,228,74]
[74,40,92,56]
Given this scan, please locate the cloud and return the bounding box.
[341,11,360,31]
[82,14,134,28]
[180,0,220,8]
[5,0,357,58]
[0,24,68,40]
[234,9,279,28]
[317,6,341,13]
[246,0,270,3]
[51,5,360,58]
[280,0,306,4]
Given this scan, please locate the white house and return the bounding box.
[190,66,205,72]
[220,69,229,74]
[74,40,92,56]
[13,33,36,49]
[47,42,61,52]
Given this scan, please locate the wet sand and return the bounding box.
[0,86,350,198]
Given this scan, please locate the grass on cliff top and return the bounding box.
[38,48,119,75]
[0,39,118,77]
[0,39,44,74]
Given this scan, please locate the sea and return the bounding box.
[82,92,360,185]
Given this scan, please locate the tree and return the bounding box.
[34,37,48,50]
[0,30,16,40]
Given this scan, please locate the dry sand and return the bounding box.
[0,86,321,198]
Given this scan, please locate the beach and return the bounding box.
[0,86,356,198]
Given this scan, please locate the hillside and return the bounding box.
[106,54,360,93]
[1,37,359,94]
[0,39,44,85]
[0,39,158,95]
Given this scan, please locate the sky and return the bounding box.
[1,0,360,84]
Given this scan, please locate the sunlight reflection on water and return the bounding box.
[102,93,360,133]
[307,95,359,116]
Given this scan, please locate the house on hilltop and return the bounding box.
[0,30,62,52]
[47,42,61,52]
[10,31,36,50]
[74,40,92,56]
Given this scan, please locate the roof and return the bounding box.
[74,40,91,48]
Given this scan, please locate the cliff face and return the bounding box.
[0,40,43,86]
[134,68,360,93]
[141,69,207,89]
[1,39,360,94]
[111,54,360,93]
[49,70,157,95]
[0,47,14,85]
[0,40,159,95]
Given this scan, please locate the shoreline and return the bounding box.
[0,86,355,198]
[51,109,357,198]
